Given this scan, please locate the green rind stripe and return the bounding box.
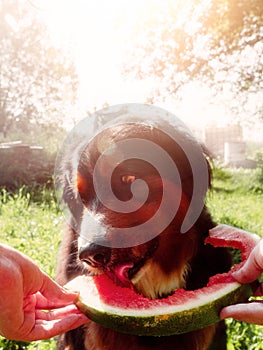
[76,283,252,336]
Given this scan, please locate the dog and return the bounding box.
[56,111,232,350]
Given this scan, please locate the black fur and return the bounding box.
[56,113,232,350]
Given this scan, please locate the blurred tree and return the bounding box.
[124,0,263,101]
[0,0,78,139]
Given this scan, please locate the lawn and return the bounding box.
[0,187,61,350]
[0,167,262,349]
[207,167,263,349]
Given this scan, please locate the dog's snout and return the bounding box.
[79,243,110,267]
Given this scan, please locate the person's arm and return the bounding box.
[0,244,88,341]
[220,239,263,325]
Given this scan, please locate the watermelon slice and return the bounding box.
[66,225,261,336]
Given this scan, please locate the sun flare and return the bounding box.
[25,0,263,136]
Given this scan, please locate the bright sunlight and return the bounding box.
[27,0,263,139]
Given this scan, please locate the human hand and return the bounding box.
[0,244,88,341]
[220,239,263,325]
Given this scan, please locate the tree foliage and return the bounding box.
[0,0,78,138]
[125,0,263,101]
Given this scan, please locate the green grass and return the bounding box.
[207,168,263,350]
[0,168,262,349]
[0,187,63,277]
[0,187,62,350]
[208,167,262,235]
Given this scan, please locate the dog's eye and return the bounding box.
[121,175,136,184]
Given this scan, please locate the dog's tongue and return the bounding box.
[113,263,134,288]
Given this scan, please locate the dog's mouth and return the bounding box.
[105,260,144,289]
[85,258,186,300]
[105,263,134,288]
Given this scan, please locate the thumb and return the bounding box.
[232,240,263,284]
[37,274,79,309]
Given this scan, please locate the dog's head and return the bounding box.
[68,119,212,299]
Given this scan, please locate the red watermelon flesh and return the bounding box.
[205,224,261,261]
[88,271,235,311]
[92,224,260,309]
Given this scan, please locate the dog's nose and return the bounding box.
[79,243,110,267]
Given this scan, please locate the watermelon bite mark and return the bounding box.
[66,225,261,336]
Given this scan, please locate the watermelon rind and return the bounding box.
[67,275,253,336]
[66,225,260,336]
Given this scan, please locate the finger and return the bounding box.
[36,275,79,309]
[35,314,89,340]
[220,301,263,325]
[35,291,78,310]
[15,313,89,342]
[233,240,263,283]
[35,304,84,321]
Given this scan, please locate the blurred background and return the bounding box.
[0,0,262,171]
[0,1,262,349]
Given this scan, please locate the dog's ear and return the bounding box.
[56,166,85,232]
[201,145,213,189]
[174,184,192,232]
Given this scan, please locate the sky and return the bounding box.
[30,1,153,108]
[28,0,263,140]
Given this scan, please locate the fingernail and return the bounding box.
[231,270,239,278]
[231,269,242,279]
[64,287,79,295]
